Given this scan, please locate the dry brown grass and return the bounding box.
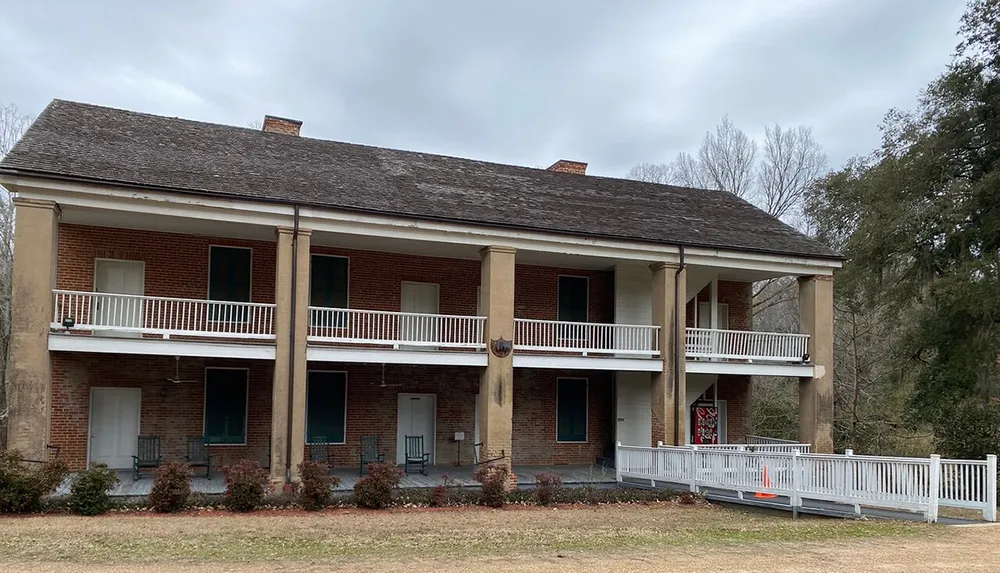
[0,502,951,571]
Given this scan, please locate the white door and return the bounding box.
[396,393,436,464]
[89,388,141,469]
[616,372,651,447]
[94,260,144,329]
[400,282,440,349]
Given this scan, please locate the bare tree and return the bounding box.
[247,120,262,130]
[758,125,827,223]
[698,116,757,199]
[0,104,33,442]
[625,162,671,184]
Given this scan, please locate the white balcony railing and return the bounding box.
[307,307,486,350]
[513,319,660,356]
[52,290,276,339]
[685,328,809,363]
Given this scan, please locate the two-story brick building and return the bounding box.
[0,100,840,483]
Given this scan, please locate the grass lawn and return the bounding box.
[0,501,945,571]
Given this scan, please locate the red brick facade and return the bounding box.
[58,224,277,303]
[51,352,273,470]
[717,375,751,444]
[687,281,753,329]
[47,224,754,469]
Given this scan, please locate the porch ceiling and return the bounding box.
[60,204,277,242]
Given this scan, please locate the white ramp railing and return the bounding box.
[695,443,813,454]
[615,442,998,523]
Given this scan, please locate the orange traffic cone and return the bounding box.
[754,465,778,499]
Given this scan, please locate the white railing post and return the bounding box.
[791,450,801,518]
[844,449,860,515]
[689,445,699,493]
[615,442,622,483]
[987,454,997,522]
[927,454,941,523]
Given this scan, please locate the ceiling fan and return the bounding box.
[371,363,403,389]
[166,356,200,384]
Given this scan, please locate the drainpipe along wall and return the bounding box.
[674,246,685,444]
[285,205,300,480]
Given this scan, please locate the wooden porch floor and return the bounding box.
[57,464,617,497]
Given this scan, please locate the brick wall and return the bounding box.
[51,352,273,470]
[687,281,752,329]
[717,374,750,444]
[57,224,277,302]
[515,265,614,322]
[303,362,481,468]
[512,369,613,465]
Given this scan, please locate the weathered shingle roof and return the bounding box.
[0,100,840,259]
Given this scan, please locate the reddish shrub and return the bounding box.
[149,462,193,513]
[353,462,402,509]
[222,459,268,512]
[297,460,340,510]
[474,463,511,508]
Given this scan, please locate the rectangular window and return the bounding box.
[204,368,248,445]
[556,378,587,442]
[310,255,349,327]
[557,276,588,322]
[307,371,347,444]
[310,255,349,308]
[697,302,730,329]
[209,246,251,321]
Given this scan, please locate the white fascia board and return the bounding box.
[306,346,488,367]
[48,334,276,360]
[11,176,840,276]
[685,360,814,378]
[513,354,664,372]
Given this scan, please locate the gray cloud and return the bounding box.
[0,0,966,177]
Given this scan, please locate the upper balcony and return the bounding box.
[51,288,810,374]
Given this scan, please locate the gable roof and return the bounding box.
[0,100,840,260]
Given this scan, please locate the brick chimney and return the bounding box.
[262,115,302,136]
[547,159,587,175]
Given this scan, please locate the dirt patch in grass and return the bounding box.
[0,502,930,567]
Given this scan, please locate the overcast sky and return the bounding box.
[0,0,967,177]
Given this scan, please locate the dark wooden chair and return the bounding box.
[132,435,162,480]
[185,436,212,479]
[404,435,429,475]
[309,436,335,473]
[359,434,384,475]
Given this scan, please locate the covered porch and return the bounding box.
[57,463,617,497]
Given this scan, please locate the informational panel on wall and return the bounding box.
[692,403,719,445]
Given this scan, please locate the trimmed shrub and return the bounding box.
[474,463,511,508]
[223,459,268,512]
[353,461,402,509]
[69,463,119,516]
[0,451,68,514]
[149,462,193,513]
[533,472,562,506]
[297,460,340,510]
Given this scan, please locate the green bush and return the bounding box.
[353,461,402,509]
[0,451,68,514]
[533,472,562,506]
[223,459,268,512]
[297,460,340,510]
[69,463,119,516]
[474,463,510,508]
[149,462,193,513]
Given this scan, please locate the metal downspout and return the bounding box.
[674,246,686,445]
